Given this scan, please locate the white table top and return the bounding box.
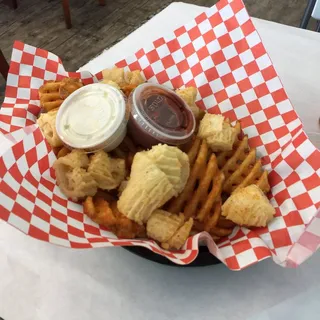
[1,3,320,320]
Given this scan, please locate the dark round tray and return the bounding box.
[124,245,221,266]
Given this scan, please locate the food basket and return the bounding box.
[0,0,319,270]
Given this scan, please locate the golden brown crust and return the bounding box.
[38,78,83,112]
[221,185,275,227]
[83,197,145,239]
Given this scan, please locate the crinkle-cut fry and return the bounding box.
[196,171,224,222]
[204,200,222,232]
[167,139,208,214]
[184,154,219,219]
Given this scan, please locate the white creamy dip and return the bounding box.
[56,83,127,152]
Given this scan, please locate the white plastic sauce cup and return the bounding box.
[56,83,127,152]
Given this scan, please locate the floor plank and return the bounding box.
[0,0,312,103]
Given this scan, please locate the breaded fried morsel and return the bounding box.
[37,108,63,148]
[221,185,275,227]
[88,150,126,190]
[198,114,237,152]
[118,145,190,224]
[147,209,193,250]
[101,68,145,97]
[53,150,97,201]
[176,87,205,121]
[102,67,126,87]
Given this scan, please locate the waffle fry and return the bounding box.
[216,135,270,194]
[167,139,224,223]
[191,200,234,239]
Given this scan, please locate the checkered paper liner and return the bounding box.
[0,0,319,270]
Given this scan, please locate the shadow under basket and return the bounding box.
[123,246,221,267]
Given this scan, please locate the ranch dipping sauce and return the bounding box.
[128,83,195,148]
[56,83,127,152]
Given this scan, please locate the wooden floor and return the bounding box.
[0,0,311,101]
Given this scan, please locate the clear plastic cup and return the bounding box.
[128,83,195,148]
[56,83,127,152]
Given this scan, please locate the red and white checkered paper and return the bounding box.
[0,0,319,270]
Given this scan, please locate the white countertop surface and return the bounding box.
[1,2,320,320]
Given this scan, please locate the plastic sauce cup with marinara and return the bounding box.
[128,83,196,148]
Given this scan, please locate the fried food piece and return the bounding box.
[54,150,97,201]
[37,108,63,147]
[110,201,146,238]
[221,184,275,227]
[125,70,145,86]
[88,150,126,190]
[216,135,270,194]
[83,197,145,239]
[198,114,237,152]
[102,68,144,96]
[39,81,64,112]
[176,87,205,121]
[84,196,116,226]
[121,84,138,97]
[147,209,193,250]
[191,200,234,239]
[100,79,120,90]
[163,217,193,250]
[102,67,126,87]
[147,210,185,243]
[38,78,83,112]
[57,146,71,159]
[59,78,83,99]
[118,145,190,224]
[147,144,190,195]
[167,139,224,223]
